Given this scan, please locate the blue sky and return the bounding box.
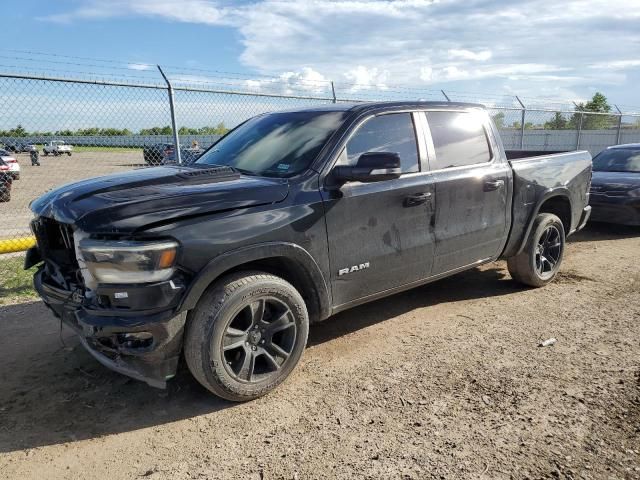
[2,0,640,110]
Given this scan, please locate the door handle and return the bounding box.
[484,179,505,191]
[404,192,432,207]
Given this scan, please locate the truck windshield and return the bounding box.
[195,111,346,177]
[592,148,640,173]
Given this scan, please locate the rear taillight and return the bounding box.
[0,166,9,171]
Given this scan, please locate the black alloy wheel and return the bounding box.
[221,297,297,383]
[534,224,563,279]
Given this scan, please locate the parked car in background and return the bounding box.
[144,143,204,165]
[161,146,205,165]
[43,141,73,156]
[29,101,592,401]
[0,160,13,201]
[143,143,174,165]
[2,141,35,153]
[0,149,20,180]
[589,143,640,226]
[20,142,36,152]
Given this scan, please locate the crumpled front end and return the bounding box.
[29,216,188,388]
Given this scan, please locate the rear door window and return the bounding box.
[426,111,491,169]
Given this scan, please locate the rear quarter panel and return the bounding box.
[501,151,592,258]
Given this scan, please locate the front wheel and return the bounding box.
[184,271,309,402]
[507,213,565,287]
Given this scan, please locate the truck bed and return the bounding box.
[501,150,592,258]
[505,150,567,160]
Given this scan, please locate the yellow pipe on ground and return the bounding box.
[0,236,36,254]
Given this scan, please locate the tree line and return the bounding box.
[0,122,229,137]
[492,92,637,130]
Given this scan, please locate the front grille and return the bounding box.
[32,217,74,256]
[32,216,81,289]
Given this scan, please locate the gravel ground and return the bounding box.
[0,223,638,480]
[0,151,144,239]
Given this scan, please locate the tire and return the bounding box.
[13,173,19,181]
[507,213,565,287]
[67,152,72,156]
[43,151,48,156]
[184,271,309,402]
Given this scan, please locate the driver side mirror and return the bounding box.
[332,152,402,184]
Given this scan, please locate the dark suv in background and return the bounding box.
[143,143,204,165]
[589,144,640,226]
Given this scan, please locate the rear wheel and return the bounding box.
[184,271,309,402]
[507,213,565,287]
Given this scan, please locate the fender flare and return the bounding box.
[515,188,572,255]
[178,242,332,321]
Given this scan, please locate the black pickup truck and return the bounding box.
[28,102,592,401]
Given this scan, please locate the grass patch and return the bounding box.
[0,256,38,305]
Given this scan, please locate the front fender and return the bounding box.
[178,242,332,321]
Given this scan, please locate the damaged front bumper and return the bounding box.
[34,267,187,388]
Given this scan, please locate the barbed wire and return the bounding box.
[0,48,638,114]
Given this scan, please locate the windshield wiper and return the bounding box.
[203,163,259,176]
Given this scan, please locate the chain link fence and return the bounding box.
[1,68,639,292]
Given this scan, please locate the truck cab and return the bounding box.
[28,102,592,401]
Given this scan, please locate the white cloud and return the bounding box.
[244,67,331,96]
[589,60,640,70]
[44,0,229,24]
[42,0,640,102]
[343,66,390,92]
[127,63,152,71]
[448,49,492,62]
[419,66,433,82]
[440,66,471,81]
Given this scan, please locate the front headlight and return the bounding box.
[79,239,178,284]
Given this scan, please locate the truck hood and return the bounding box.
[31,165,289,232]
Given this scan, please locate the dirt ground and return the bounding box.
[0,223,639,480]
[0,151,144,239]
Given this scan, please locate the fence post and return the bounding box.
[576,112,584,150]
[614,105,622,145]
[331,81,336,104]
[441,90,451,102]
[515,96,526,150]
[157,65,182,164]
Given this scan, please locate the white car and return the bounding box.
[43,140,73,156]
[0,149,20,180]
